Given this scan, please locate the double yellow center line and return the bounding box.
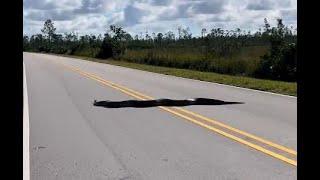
[55,61,297,166]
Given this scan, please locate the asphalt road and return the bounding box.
[23,52,297,180]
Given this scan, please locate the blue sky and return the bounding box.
[23,0,297,37]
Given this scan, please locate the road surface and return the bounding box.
[23,52,297,179]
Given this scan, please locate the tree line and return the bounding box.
[23,19,297,81]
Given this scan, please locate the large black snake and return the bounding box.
[93,98,243,108]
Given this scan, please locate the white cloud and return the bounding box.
[23,0,297,36]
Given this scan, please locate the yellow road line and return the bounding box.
[158,107,297,166]
[174,107,297,156]
[55,61,297,166]
[67,63,297,156]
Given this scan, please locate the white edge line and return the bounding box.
[111,65,297,99]
[23,61,30,180]
[77,59,297,99]
[39,53,297,99]
[169,75,297,98]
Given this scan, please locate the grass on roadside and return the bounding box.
[50,53,297,96]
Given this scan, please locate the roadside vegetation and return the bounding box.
[23,19,297,95]
[50,53,296,96]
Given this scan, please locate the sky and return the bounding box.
[23,0,297,37]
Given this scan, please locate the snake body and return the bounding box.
[93,98,242,108]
